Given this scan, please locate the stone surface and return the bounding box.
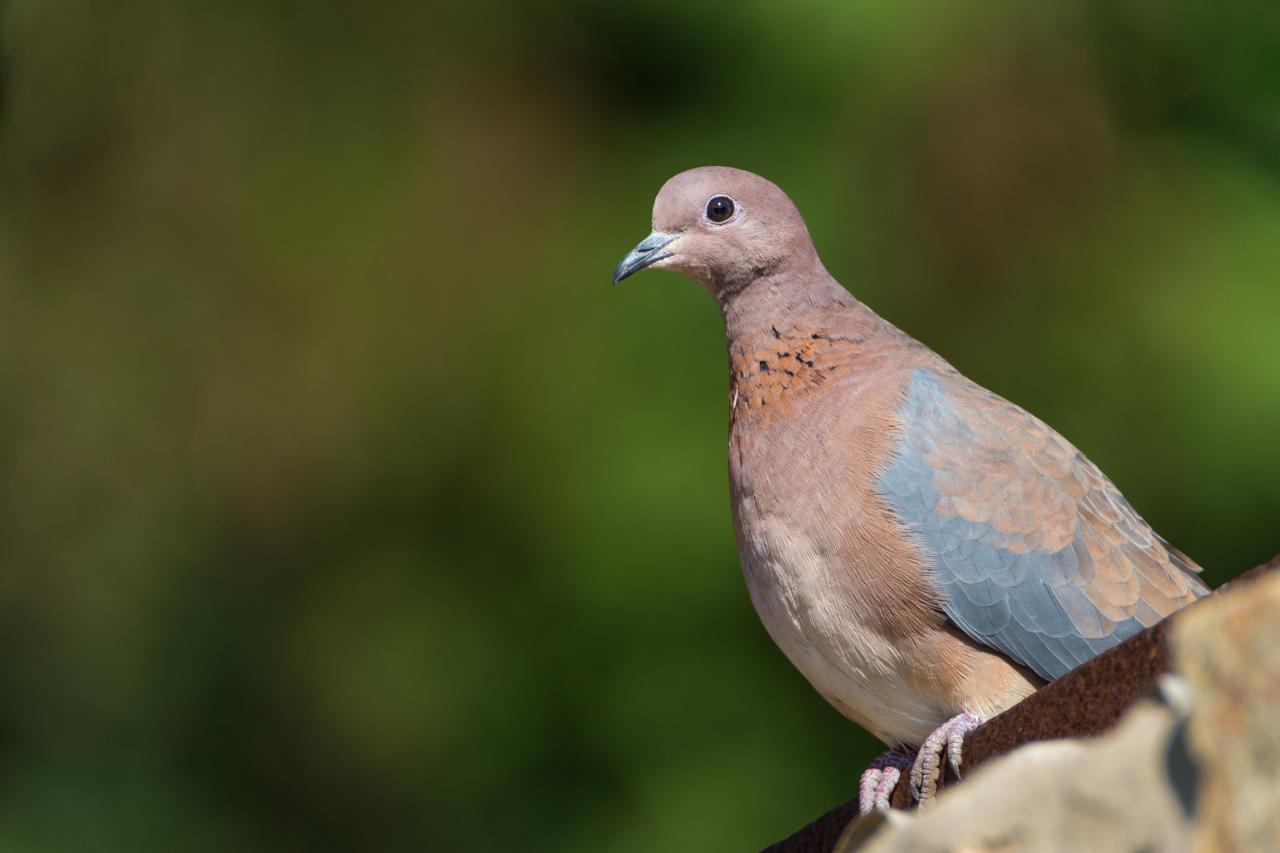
[804,566,1280,853]
[1173,569,1280,852]
[835,699,1192,853]
[764,559,1279,852]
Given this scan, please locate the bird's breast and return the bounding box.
[725,361,965,744]
[727,332,844,423]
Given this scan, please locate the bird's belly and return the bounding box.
[735,507,951,746]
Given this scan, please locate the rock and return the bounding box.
[835,698,1192,853]
[836,568,1280,853]
[1173,569,1280,852]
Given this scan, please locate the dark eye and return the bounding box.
[705,195,735,223]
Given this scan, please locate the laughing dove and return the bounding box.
[614,166,1208,813]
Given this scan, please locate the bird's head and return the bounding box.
[612,166,823,301]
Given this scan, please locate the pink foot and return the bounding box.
[857,746,915,815]
[909,711,982,805]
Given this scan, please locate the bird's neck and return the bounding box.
[719,268,898,416]
[719,265,876,345]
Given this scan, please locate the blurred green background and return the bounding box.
[0,0,1277,850]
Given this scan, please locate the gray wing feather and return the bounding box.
[878,368,1205,681]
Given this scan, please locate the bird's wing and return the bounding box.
[877,367,1207,681]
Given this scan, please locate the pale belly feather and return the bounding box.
[734,498,954,746]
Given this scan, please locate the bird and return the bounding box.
[612,166,1209,814]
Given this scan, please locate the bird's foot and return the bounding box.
[909,711,982,806]
[857,745,915,815]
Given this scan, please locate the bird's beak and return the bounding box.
[612,231,679,284]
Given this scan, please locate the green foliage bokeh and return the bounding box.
[0,1,1277,850]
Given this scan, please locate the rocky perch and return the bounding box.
[766,556,1280,853]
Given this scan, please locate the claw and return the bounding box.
[909,712,982,805]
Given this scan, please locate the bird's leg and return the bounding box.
[857,745,915,815]
[909,711,982,805]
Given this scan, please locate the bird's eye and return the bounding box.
[705,195,735,223]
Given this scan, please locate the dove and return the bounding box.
[613,166,1208,813]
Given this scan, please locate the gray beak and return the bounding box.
[612,231,678,284]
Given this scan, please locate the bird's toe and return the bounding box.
[911,712,984,806]
[857,768,883,815]
[872,766,901,812]
[859,746,915,815]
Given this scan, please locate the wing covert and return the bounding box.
[878,368,1206,681]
